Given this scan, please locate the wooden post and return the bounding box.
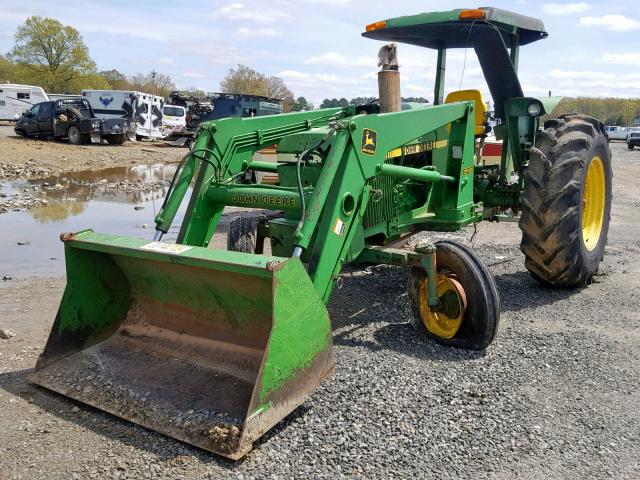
[378,70,401,113]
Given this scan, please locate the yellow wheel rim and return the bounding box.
[418,274,467,339]
[582,156,606,251]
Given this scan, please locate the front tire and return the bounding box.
[519,114,612,287]
[106,133,127,145]
[628,144,634,151]
[408,241,499,350]
[227,216,256,253]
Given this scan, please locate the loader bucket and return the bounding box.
[31,230,335,459]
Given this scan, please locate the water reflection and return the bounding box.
[15,163,177,223]
[0,163,181,277]
[30,201,87,222]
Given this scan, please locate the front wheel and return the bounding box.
[106,133,127,145]
[519,114,612,287]
[227,216,256,253]
[408,240,500,350]
[628,144,634,151]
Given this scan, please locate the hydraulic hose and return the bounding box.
[153,132,214,237]
[293,127,337,257]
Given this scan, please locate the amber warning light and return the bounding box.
[459,9,486,20]
[366,20,387,32]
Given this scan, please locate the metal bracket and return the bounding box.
[355,242,440,307]
[414,242,439,308]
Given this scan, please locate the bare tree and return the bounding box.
[268,76,294,112]
[220,65,295,111]
[128,71,176,96]
[220,64,270,96]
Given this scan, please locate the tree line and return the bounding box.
[552,97,640,126]
[315,96,429,109]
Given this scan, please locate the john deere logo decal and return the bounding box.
[361,128,377,156]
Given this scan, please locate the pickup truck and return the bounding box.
[604,125,628,141]
[14,98,134,145]
[628,131,640,150]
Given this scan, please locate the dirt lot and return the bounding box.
[0,123,183,180]
[0,141,639,479]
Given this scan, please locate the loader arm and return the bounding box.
[158,101,477,302]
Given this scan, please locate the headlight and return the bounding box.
[527,102,542,117]
[92,121,100,128]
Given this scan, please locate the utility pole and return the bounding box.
[149,69,157,140]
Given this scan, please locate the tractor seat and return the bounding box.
[445,89,488,136]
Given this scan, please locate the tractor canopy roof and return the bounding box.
[362,7,548,48]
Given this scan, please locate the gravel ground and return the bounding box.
[0,142,639,479]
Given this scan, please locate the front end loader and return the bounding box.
[33,7,611,459]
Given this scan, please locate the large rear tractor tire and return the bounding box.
[519,114,612,287]
[408,240,499,350]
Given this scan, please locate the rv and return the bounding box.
[0,84,49,121]
[81,89,165,139]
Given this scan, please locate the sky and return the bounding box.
[1,1,639,106]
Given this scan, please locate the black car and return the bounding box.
[14,98,134,145]
[628,132,640,150]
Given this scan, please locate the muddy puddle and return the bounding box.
[0,164,234,278]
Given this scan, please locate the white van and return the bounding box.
[0,84,49,120]
[81,89,165,139]
[162,104,187,136]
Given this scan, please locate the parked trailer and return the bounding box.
[207,92,282,119]
[0,84,49,121]
[168,91,283,130]
[167,92,284,147]
[82,89,165,139]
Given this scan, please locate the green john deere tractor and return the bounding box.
[33,7,612,459]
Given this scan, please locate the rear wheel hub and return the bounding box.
[582,156,606,251]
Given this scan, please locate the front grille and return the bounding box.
[363,174,397,229]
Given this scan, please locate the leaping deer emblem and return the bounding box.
[362,129,377,155]
[364,130,375,147]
